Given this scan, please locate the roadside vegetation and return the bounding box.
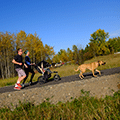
[0,53,120,87]
[0,90,120,119]
[1,29,120,80]
[0,29,120,119]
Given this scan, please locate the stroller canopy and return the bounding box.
[37,60,50,68]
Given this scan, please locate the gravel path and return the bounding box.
[0,67,120,110]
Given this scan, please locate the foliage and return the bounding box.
[107,37,120,53]
[0,31,54,79]
[0,90,119,119]
[44,44,55,63]
[0,29,120,79]
[0,32,15,79]
[1,53,120,87]
[89,29,110,56]
[53,29,120,64]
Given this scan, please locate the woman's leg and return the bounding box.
[29,69,35,83]
[22,68,29,84]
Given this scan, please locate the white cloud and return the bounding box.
[110,29,120,37]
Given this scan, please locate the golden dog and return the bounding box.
[74,60,106,79]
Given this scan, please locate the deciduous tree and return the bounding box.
[89,29,110,56]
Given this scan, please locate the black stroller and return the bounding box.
[35,60,60,84]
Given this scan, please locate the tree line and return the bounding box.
[0,29,120,79]
[52,29,120,64]
[0,30,54,79]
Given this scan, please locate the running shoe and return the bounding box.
[29,81,33,85]
[14,86,21,90]
[17,83,22,88]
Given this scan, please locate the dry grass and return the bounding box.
[50,64,78,77]
[84,54,120,70]
[0,90,120,120]
[0,53,120,87]
[0,54,120,119]
[53,53,120,77]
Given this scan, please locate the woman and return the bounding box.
[22,50,35,86]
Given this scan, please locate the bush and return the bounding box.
[0,90,119,119]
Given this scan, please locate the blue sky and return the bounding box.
[0,0,120,53]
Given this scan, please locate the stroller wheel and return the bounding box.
[38,76,45,84]
[53,74,60,81]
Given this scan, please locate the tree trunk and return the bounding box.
[4,48,8,78]
[7,49,10,78]
[0,62,4,79]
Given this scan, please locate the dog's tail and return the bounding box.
[74,68,79,72]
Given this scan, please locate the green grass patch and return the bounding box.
[0,90,120,119]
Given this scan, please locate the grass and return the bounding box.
[1,53,120,87]
[0,54,120,119]
[0,90,120,119]
[84,53,120,70]
[51,53,120,77]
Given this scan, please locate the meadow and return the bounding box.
[0,53,120,87]
[0,54,120,119]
